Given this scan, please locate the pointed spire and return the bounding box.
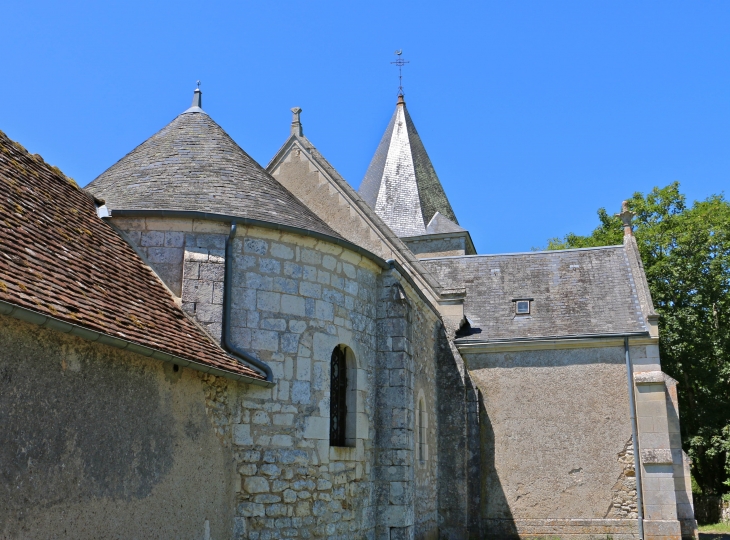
[185,81,204,113]
[359,98,459,238]
[291,107,303,137]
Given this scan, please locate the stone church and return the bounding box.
[0,86,696,539]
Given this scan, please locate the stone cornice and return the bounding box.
[456,333,655,354]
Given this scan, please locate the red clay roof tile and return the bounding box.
[0,130,263,380]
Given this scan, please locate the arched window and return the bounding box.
[330,345,348,447]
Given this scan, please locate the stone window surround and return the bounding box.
[329,344,359,449]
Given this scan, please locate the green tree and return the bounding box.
[548,182,730,495]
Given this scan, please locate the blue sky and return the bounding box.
[3,1,729,253]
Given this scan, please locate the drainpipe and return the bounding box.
[625,336,644,540]
[222,222,274,383]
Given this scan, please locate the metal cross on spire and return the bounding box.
[197,80,201,89]
[391,50,409,96]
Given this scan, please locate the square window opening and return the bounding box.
[515,300,530,315]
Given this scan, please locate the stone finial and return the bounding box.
[191,82,202,109]
[397,94,405,106]
[616,200,635,237]
[291,107,303,137]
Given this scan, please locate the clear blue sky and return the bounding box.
[3,1,729,253]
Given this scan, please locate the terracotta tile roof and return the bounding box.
[0,129,263,380]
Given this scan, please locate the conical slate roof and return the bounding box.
[87,93,341,239]
[359,95,458,238]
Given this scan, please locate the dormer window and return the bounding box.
[513,298,532,315]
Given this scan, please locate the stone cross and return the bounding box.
[291,107,303,137]
[616,200,635,237]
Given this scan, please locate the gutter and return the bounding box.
[0,300,271,386]
[624,336,645,540]
[224,223,274,384]
[455,331,651,346]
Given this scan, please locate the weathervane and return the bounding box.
[391,50,409,96]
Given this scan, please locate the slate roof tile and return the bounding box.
[421,247,647,340]
[87,107,341,240]
[359,97,459,237]
[0,129,263,379]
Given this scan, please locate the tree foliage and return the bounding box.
[548,182,730,494]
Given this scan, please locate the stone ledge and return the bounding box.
[481,518,640,539]
[634,370,665,384]
[641,448,674,464]
[643,518,682,540]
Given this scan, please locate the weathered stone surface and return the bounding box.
[642,448,674,464]
[0,317,236,539]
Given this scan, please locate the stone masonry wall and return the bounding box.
[113,218,382,538]
[110,217,448,539]
[373,269,440,540]
[111,218,187,297]
[410,291,440,539]
[225,225,381,540]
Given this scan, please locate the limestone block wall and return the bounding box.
[463,345,641,539]
[410,297,440,539]
[372,269,441,540]
[223,226,381,539]
[111,217,383,537]
[634,371,684,540]
[110,217,449,539]
[631,342,691,540]
[0,316,237,539]
[664,377,696,538]
[110,217,190,297]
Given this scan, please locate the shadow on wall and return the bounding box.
[480,393,519,539]
[436,324,472,539]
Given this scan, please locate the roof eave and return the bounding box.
[0,300,273,387]
[455,331,654,354]
[108,209,390,270]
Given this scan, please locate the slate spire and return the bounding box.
[359,95,459,238]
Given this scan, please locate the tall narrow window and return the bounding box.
[330,345,348,446]
[418,397,426,463]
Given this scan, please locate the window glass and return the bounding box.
[329,346,347,446]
